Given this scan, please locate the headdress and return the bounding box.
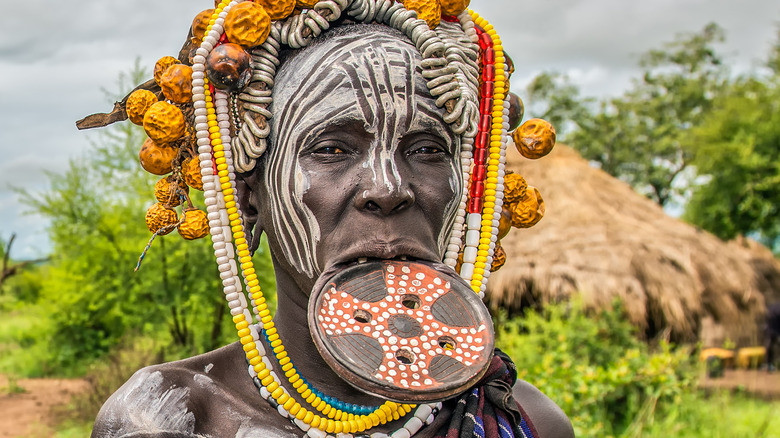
[78,1,556,436]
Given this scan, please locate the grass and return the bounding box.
[632,390,780,438]
[0,374,27,395]
[0,305,52,377]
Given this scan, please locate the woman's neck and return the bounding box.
[269,265,387,407]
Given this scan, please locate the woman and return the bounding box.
[85,1,571,437]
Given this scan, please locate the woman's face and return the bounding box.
[259,28,462,291]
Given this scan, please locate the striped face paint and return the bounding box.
[266,27,462,280]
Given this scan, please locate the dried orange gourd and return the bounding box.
[513,118,556,160]
[145,203,179,235]
[255,0,296,20]
[497,205,512,239]
[154,56,180,85]
[154,176,189,207]
[205,43,252,91]
[139,138,178,175]
[126,89,159,125]
[503,173,528,204]
[440,0,470,16]
[296,0,318,7]
[192,9,215,43]
[160,64,194,104]
[490,242,506,272]
[178,208,210,240]
[507,92,524,130]
[224,2,272,48]
[400,0,441,28]
[183,156,204,190]
[511,186,545,228]
[143,101,185,144]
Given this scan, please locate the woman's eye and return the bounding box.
[409,144,446,156]
[311,143,347,155]
[315,146,346,154]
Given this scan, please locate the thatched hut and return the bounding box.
[487,145,780,346]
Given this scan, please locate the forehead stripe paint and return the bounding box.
[268,33,463,276]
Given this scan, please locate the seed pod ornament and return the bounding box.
[503,173,528,204]
[183,157,204,191]
[206,43,252,91]
[224,2,272,48]
[178,208,210,240]
[154,176,188,207]
[154,56,180,85]
[256,0,297,20]
[191,9,215,44]
[126,90,158,125]
[160,64,194,104]
[440,0,471,16]
[513,118,556,159]
[399,0,441,28]
[139,138,178,175]
[497,206,513,240]
[145,203,178,235]
[143,101,186,145]
[511,186,545,228]
[507,92,524,131]
[490,242,507,272]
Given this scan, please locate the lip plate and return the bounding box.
[308,259,495,403]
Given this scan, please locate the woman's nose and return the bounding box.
[355,175,415,215]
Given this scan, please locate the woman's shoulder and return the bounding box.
[513,379,575,438]
[90,343,298,438]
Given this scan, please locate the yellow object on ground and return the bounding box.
[735,347,766,369]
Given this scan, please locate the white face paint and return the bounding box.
[265,26,461,279]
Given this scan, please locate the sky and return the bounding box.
[0,0,778,259]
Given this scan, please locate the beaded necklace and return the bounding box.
[456,12,509,298]
[193,1,507,436]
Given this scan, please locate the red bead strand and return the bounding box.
[468,24,496,214]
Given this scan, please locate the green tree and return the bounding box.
[768,28,780,74]
[684,76,780,246]
[535,23,728,207]
[17,65,275,372]
[524,72,593,139]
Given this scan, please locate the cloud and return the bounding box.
[471,0,780,89]
[1,0,779,257]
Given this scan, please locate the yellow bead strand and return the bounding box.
[199,6,412,434]
[467,11,506,294]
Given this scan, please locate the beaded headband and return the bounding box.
[78,0,556,435]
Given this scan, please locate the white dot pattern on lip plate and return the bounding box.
[316,262,489,389]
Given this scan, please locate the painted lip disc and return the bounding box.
[308,260,495,402]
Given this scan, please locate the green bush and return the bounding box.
[496,298,697,437]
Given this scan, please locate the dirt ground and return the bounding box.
[699,369,780,399]
[1,370,779,437]
[0,374,89,438]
